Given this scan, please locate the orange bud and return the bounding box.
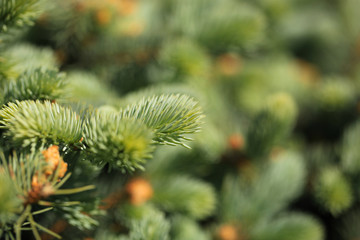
[42,145,60,162]
[217,224,238,240]
[27,176,54,204]
[58,161,68,179]
[95,8,112,25]
[118,0,138,16]
[42,145,67,179]
[228,134,245,150]
[125,178,153,205]
[216,53,242,76]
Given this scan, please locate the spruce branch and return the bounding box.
[0,100,82,147]
[250,151,306,219]
[83,112,154,172]
[95,206,170,240]
[0,0,41,32]
[219,151,305,223]
[314,167,353,215]
[171,215,209,240]
[152,175,216,219]
[194,1,266,50]
[119,94,204,148]
[3,68,67,104]
[126,207,170,240]
[246,93,298,158]
[2,43,58,77]
[59,204,101,231]
[341,120,360,174]
[0,171,23,224]
[0,146,97,238]
[252,213,324,240]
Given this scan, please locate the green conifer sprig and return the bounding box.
[0,100,82,147]
[158,39,210,78]
[341,120,360,174]
[219,151,305,224]
[246,93,298,158]
[219,175,243,223]
[251,152,305,219]
[252,213,324,240]
[194,1,266,51]
[314,167,353,215]
[2,44,58,77]
[3,68,66,104]
[60,205,100,231]
[83,112,154,172]
[124,208,170,240]
[152,175,216,219]
[0,150,45,202]
[0,171,23,225]
[83,94,203,172]
[95,206,170,240]
[171,215,209,240]
[0,55,14,81]
[0,147,96,240]
[119,94,204,148]
[0,0,41,32]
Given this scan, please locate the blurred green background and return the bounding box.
[2,0,360,239]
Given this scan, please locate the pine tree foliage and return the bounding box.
[341,120,360,173]
[218,151,311,239]
[3,68,66,103]
[152,175,216,219]
[66,71,117,104]
[83,113,154,171]
[123,208,170,240]
[252,213,324,240]
[164,0,266,51]
[246,93,298,158]
[1,43,58,77]
[0,172,22,224]
[95,206,170,240]
[315,78,356,113]
[0,100,82,147]
[118,94,204,147]
[1,0,360,239]
[0,146,97,240]
[171,215,209,240]
[157,39,210,78]
[250,151,305,219]
[0,0,41,31]
[83,94,203,171]
[60,204,101,231]
[314,167,353,215]
[194,0,266,51]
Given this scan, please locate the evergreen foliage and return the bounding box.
[1,0,360,239]
[314,167,353,215]
[83,113,154,171]
[3,68,66,103]
[152,175,216,219]
[0,0,40,31]
[0,100,82,147]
